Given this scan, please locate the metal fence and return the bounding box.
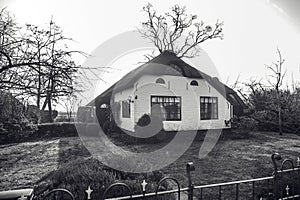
[2,153,300,200]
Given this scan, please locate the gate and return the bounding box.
[1,153,299,200]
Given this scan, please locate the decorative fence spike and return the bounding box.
[286,185,290,196]
[141,179,147,195]
[85,185,93,200]
[19,194,27,200]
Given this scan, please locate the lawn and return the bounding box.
[1,130,300,199]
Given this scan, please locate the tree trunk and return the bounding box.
[47,92,53,123]
[36,44,42,123]
[277,91,283,135]
[47,25,55,123]
[278,105,282,135]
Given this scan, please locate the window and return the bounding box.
[190,80,199,86]
[151,96,181,121]
[100,103,109,108]
[122,100,130,118]
[156,78,165,84]
[200,97,218,120]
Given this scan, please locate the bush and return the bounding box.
[34,158,175,200]
[0,122,84,144]
[0,91,41,144]
[136,113,151,127]
[0,91,28,125]
[0,122,38,144]
[231,115,258,131]
[37,122,78,138]
[242,87,300,134]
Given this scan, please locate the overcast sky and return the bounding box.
[1,0,300,105]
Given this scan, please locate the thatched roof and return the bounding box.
[88,51,246,115]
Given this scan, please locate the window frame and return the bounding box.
[150,95,182,121]
[200,96,218,120]
[121,100,131,118]
[155,78,166,84]
[190,80,199,86]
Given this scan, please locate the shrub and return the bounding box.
[242,87,300,134]
[231,115,258,131]
[0,122,38,144]
[0,91,41,144]
[0,122,81,144]
[0,91,28,125]
[37,122,78,138]
[136,113,151,127]
[34,158,175,200]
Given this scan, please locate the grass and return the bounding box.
[0,139,60,190]
[1,130,300,199]
[161,131,300,199]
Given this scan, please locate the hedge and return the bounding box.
[34,158,175,200]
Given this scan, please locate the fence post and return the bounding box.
[271,153,281,199]
[186,162,195,200]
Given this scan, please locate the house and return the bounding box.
[88,51,246,132]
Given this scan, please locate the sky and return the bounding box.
[1,0,300,106]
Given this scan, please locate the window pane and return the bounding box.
[200,97,218,120]
[151,96,181,121]
[122,101,130,118]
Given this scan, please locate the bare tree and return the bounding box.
[0,8,110,123]
[138,3,223,59]
[266,48,286,135]
[0,11,84,122]
[25,20,85,122]
[60,94,77,122]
